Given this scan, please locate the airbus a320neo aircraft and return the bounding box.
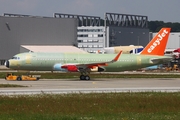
[5,28,172,80]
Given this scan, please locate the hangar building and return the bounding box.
[0,13,149,65]
[0,14,77,64]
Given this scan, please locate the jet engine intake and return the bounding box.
[53,63,65,71]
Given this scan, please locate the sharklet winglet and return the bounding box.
[112,50,122,62]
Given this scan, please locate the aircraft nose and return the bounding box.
[4,60,9,68]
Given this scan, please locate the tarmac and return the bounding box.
[0,78,180,95]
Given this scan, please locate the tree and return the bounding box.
[148,21,180,32]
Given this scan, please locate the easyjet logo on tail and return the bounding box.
[140,28,171,56]
[147,29,169,53]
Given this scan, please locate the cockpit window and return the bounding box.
[12,57,20,60]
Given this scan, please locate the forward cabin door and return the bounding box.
[26,54,32,64]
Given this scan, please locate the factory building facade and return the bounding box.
[77,26,105,53]
[56,13,149,53]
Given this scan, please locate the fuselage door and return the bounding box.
[137,56,141,65]
[26,54,32,64]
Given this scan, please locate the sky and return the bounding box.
[0,0,180,22]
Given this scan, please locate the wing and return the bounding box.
[77,50,122,67]
[61,51,122,72]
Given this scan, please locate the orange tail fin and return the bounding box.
[140,28,171,56]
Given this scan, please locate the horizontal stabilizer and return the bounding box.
[150,57,172,64]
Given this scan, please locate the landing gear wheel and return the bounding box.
[80,75,90,80]
[80,75,85,80]
[17,77,22,81]
[36,77,40,81]
[85,75,90,80]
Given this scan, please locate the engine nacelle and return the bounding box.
[53,63,66,71]
[90,66,105,72]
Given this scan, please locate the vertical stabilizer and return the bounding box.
[140,28,171,56]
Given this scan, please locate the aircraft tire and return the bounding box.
[17,77,22,81]
[85,75,90,80]
[80,75,85,80]
[80,75,90,80]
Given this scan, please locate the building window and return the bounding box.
[93,45,98,48]
[99,45,103,48]
[83,45,87,47]
[93,40,99,42]
[77,34,88,37]
[83,40,87,42]
[77,40,83,42]
[78,45,82,47]
[98,34,103,37]
[98,29,103,32]
[93,34,98,37]
[88,45,92,48]
[88,40,92,42]
[99,40,103,42]
[88,34,92,37]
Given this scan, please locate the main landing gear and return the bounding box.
[80,75,90,80]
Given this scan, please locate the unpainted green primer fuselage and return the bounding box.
[8,52,171,72]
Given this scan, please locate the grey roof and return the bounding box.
[21,45,87,53]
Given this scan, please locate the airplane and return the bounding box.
[5,28,172,80]
[104,45,143,54]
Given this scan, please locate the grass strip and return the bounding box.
[0,92,180,120]
[0,84,27,88]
